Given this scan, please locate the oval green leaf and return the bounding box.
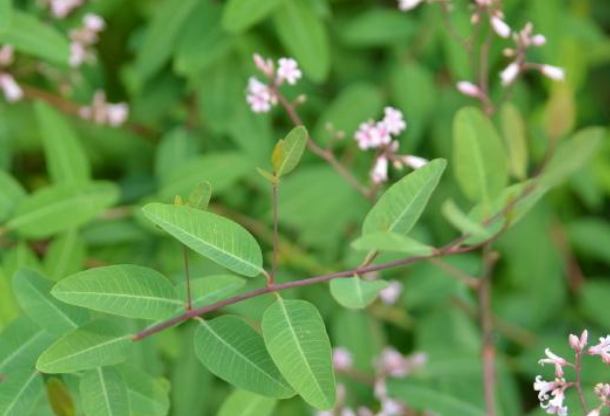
[330,276,388,309]
[351,232,435,255]
[0,317,53,373]
[272,126,308,178]
[194,316,294,399]
[262,299,336,410]
[143,203,264,277]
[217,389,276,416]
[80,367,130,416]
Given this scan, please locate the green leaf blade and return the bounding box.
[273,126,308,177]
[222,0,284,33]
[80,367,130,416]
[0,370,44,416]
[330,276,388,309]
[217,389,276,416]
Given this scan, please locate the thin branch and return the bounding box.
[183,245,192,311]
[574,350,589,415]
[427,258,480,288]
[270,182,280,285]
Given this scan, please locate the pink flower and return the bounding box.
[540,65,565,82]
[380,398,404,416]
[569,330,588,353]
[534,376,561,401]
[402,155,428,170]
[332,347,353,371]
[341,408,357,416]
[377,347,409,377]
[106,103,129,126]
[79,91,129,127]
[500,62,520,86]
[371,156,389,184]
[246,77,275,113]
[277,58,302,85]
[0,74,23,102]
[541,388,568,416]
[49,0,85,18]
[490,15,511,38]
[595,383,610,400]
[381,107,406,136]
[84,13,106,32]
[589,336,610,364]
[379,280,403,305]
[587,409,601,416]
[253,54,274,78]
[456,81,481,98]
[354,121,377,150]
[0,45,14,67]
[539,348,570,377]
[531,34,547,46]
[69,42,87,67]
[398,0,425,11]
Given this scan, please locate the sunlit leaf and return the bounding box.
[272,126,308,178]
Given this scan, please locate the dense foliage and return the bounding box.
[0,0,610,416]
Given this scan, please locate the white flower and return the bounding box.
[534,376,561,401]
[84,13,106,32]
[531,34,547,46]
[490,15,511,38]
[354,121,377,150]
[398,0,425,11]
[500,62,520,86]
[541,388,568,416]
[569,330,588,353]
[69,42,87,67]
[379,280,403,305]
[402,155,428,170]
[0,74,23,102]
[49,0,84,18]
[371,156,389,184]
[106,103,129,126]
[357,407,375,416]
[456,81,481,98]
[539,348,570,377]
[341,408,357,416]
[332,347,353,371]
[378,347,409,377]
[381,107,406,136]
[315,412,333,416]
[587,409,601,416]
[246,77,275,113]
[277,58,302,85]
[380,398,404,416]
[540,65,565,82]
[0,45,15,67]
[589,336,610,364]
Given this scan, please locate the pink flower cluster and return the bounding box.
[534,330,610,416]
[40,0,88,19]
[0,46,23,103]
[354,108,428,184]
[79,91,129,127]
[246,54,302,113]
[326,346,426,416]
[69,14,105,68]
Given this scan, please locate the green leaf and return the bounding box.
[452,107,508,204]
[217,390,276,416]
[43,231,86,281]
[274,0,330,82]
[6,182,119,238]
[37,320,132,374]
[262,299,335,410]
[330,277,388,309]
[52,265,181,320]
[340,9,414,47]
[222,0,284,33]
[499,103,528,180]
[194,316,294,399]
[118,365,170,416]
[0,11,69,65]
[13,269,89,335]
[0,0,12,32]
[143,203,264,277]
[0,317,53,373]
[80,367,129,416]
[0,170,25,223]
[175,275,245,310]
[351,232,435,255]
[188,181,212,210]
[540,127,605,187]
[388,379,484,416]
[272,126,308,178]
[0,369,44,416]
[35,102,90,186]
[134,0,200,83]
[363,159,446,236]
[46,378,76,416]
[441,200,491,239]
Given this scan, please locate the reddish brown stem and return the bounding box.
[574,351,589,414]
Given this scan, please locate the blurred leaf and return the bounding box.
[194,316,294,398]
[217,389,276,416]
[35,102,90,186]
[43,231,86,281]
[46,378,75,416]
[262,299,335,410]
[143,203,264,277]
[188,181,212,210]
[0,0,12,31]
[274,0,330,82]
[500,103,528,180]
[0,11,68,65]
[363,159,446,236]
[135,0,200,83]
[37,320,132,374]
[332,310,384,373]
[13,269,89,336]
[222,0,285,33]
[154,128,199,181]
[330,276,388,309]
[540,127,605,187]
[0,267,19,330]
[272,126,308,178]
[441,199,491,239]
[568,219,610,265]
[578,280,610,329]
[6,182,119,239]
[0,369,44,416]
[351,232,435,255]
[0,170,24,223]
[80,367,129,416]
[175,275,245,310]
[452,107,508,205]
[0,317,53,373]
[543,83,576,140]
[340,9,414,47]
[52,265,180,320]
[119,365,170,416]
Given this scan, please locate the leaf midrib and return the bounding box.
[1,371,39,416]
[40,334,129,370]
